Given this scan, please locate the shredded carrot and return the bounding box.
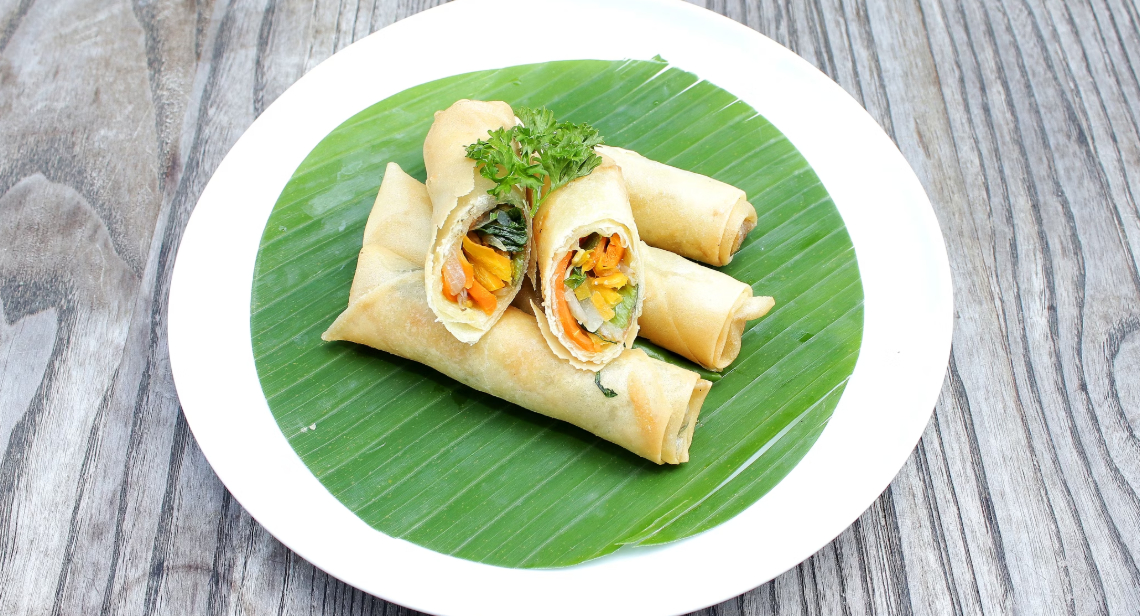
[553,252,596,352]
[467,279,497,315]
[585,236,605,270]
[594,233,623,274]
[554,251,573,284]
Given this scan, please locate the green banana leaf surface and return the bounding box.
[250,59,864,568]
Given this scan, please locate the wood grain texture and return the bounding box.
[0,0,1137,613]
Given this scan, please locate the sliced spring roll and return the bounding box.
[533,157,645,369]
[597,145,758,267]
[396,167,771,371]
[424,99,531,343]
[639,244,774,371]
[323,170,711,464]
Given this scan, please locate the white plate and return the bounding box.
[168,0,952,614]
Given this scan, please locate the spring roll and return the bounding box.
[424,99,532,343]
[347,162,435,304]
[323,167,711,464]
[597,145,757,267]
[639,244,774,371]
[388,165,772,371]
[533,157,645,370]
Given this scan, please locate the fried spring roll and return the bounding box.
[423,100,532,343]
[597,145,758,267]
[347,162,435,304]
[322,163,711,464]
[639,244,774,371]
[532,157,645,370]
[387,164,774,371]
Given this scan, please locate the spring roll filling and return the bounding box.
[440,204,528,315]
[556,232,639,351]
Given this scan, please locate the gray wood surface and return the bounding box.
[1,0,1137,613]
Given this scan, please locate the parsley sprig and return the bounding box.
[463,127,542,210]
[465,106,604,216]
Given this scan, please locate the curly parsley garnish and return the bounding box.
[463,126,542,210]
[465,106,604,216]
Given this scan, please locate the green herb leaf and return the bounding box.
[608,285,638,330]
[464,127,544,208]
[594,371,618,398]
[466,106,605,216]
[475,206,528,252]
[565,266,587,289]
[518,107,604,214]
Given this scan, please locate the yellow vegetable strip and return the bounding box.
[594,286,622,307]
[463,235,512,282]
[593,272,628,289]
[473,264,505,292]
[590,291,616,320]
[571,249,591,268]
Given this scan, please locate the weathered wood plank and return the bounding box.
[1,0,1138,614]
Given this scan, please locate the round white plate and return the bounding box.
[168,0,952,614]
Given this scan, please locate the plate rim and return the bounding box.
[168,1,953,615]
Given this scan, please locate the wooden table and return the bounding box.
[2,0,1137,613]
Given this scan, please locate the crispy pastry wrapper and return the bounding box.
[322,163,711,464]
[423,99,531,344]
[597,145,758,267]
[348,162,436,304]
[638,244,774,371]
[532,157,645,369]
[378,165,771,372]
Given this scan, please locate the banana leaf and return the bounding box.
[251,59,863,568]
